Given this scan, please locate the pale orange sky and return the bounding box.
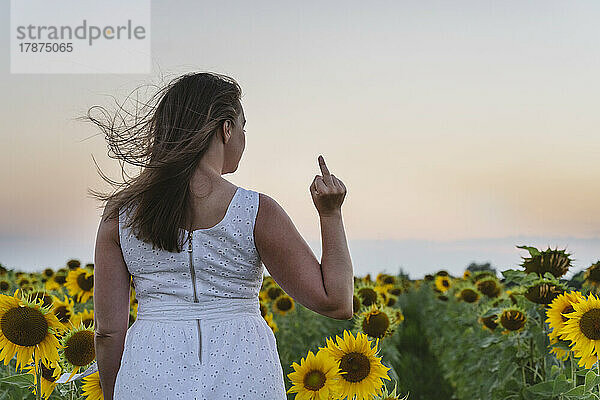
[1,1,599,276]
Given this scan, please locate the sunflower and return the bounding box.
[376,274,396,286]
[264,312,278,333]
[58,322,96,382]
[372,381,409,400]
[320,330,391,400]
[71,309,95,330]
[64,268,94,303]
[463,270,472,280]
[22,358,62,399]
[259,301,268,318]
[272,294,295,316]
[0,279,11,293]
[495,306,528,334]
[66,259,81,270]
[81,370,104,400]
[265,286,285,302]
[456,285,481,304]
[583,261,600,289]
[353,294,362,315]
[259,290,269,304]
[434,276,451,293]
[560,293,600,362]
[354,303,401,341]
[45,273,67,292]
[355,282,382,308]
[476,278,502,298]
[287,349,342,400]
[50,294,75,331]
[545,290,585,339]
[478,308,499,332]
[523,279,565,305]
[518,246,573,279]
[0,289,65,372]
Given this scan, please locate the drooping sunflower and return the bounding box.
[523,279,565,305]
[58,322,96,382]
[495,306,528,334]
[518,245,573,279]
[287,349,342,400]
[64,268,94,304]
[0,289,65,372]
[545,290,585,339]
[272,294,295,316]
[354,303,401,341]
[22,358,62,399]
[81,370,104,400]
[434,276,451,293]
[320,330,391,400]
[478,308,499,332]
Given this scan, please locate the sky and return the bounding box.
[1,1,599,280]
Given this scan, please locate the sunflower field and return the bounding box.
[1,244,600,399]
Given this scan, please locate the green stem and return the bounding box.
[34,348,41,400]
[517,335,526,386]
[597,354,599,397]
[570,352,575,388]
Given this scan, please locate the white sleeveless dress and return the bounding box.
[112,186,288,399]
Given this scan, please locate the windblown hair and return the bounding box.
[83,72,243,253]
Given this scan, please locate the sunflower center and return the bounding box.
[358,288,378,306]
[54,306,71,323]
[276,297,292,311]
[1,306,49,346]
[561,305,575,322]
[55,275,67,284]
[64,330,96,366]
[0,281,9,291]
[339,352,371,382]
[500,310,526,331]
[579,309,600,340]
[460,289,479,303]
[267,287,283,300]
[303,369,326,391]
[442,280,449,288]
[362,311,390,339]
[77,274,94,291]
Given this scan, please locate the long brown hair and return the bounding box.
[83,71,243,253]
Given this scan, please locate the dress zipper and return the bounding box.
[188,230,202,364]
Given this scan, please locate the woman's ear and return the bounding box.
[221,120,232,142]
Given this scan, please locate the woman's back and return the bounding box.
[112,185,288,399]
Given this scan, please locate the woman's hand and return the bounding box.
[310,155,347,216]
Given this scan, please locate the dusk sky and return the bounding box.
[2,1,599,279]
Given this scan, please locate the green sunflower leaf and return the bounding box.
[584,369,600,392]
[0,373,34,389]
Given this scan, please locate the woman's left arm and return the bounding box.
[93,203,131,400]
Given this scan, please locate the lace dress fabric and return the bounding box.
[112,186,287,399]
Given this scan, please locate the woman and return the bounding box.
[90,72,354,399]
